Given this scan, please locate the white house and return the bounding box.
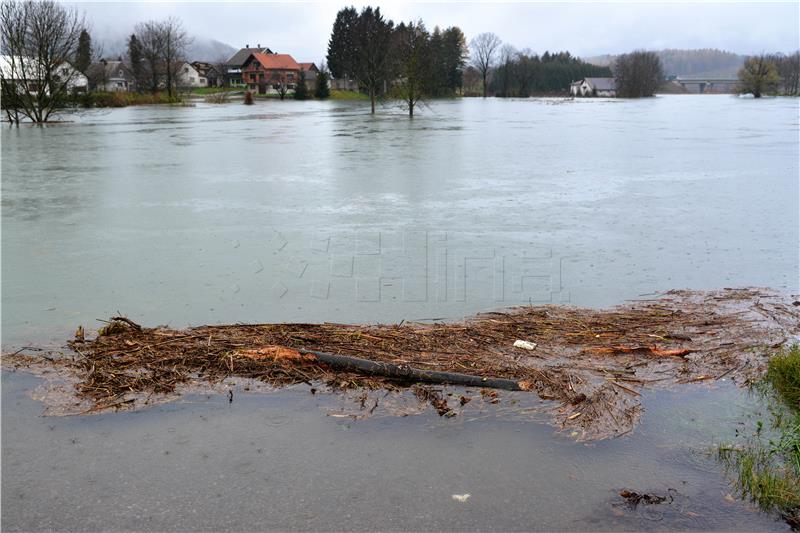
[87,59,135,92]
[0,55,87,93]
[570,77,616,97]
[178,62,206,88]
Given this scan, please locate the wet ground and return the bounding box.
[1,371,792,531]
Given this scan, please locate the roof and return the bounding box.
[226,46,273,66]
[191,61,218,76]
[247,53,300,71]
[584,77,616,91]
[299,62,318,72]
[87,60,132,79]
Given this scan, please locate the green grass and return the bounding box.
[191,87,240,95]
[329,89,368,100]
[718,345,800,528]
[767,346,800,408]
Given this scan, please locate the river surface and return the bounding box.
[2,96,798,530]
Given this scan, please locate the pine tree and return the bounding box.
[75,29,92,74]
[315,68,330,99]
[127,34,143,93]
[294,70,309,100]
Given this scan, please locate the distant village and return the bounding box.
[44,44,351,96]
[1,1,798,124]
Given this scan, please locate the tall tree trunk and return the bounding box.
[370,86,375,113]
[482,72,487,98]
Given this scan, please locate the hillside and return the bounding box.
[101,36,237,63]
[584,49,746,78]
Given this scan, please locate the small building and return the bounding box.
[570,77,616,97]
[1,55,87,93]
[224,44,273,86]
[87,59,135,92]
[299,62,318,90]
[178,62,205,88]
[241,53,300,95]
[191,62,221,87]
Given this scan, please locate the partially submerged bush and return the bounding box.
[719,345,800,528]
[77,92,175,108]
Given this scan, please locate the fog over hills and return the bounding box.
[100,35,237,63]
[584,49,748,78]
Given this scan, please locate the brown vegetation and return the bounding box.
[4,289,798,441]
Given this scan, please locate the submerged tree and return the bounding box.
[738,55,781,98]
[613,50,664,97]
[391,20,430,117]
[469,32,501,97]
[161,17,189,99]
[0,0,86,123]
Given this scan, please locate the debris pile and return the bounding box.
[4,288,798,440]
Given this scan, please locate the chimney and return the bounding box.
[245,44,249,48]
[257,43,261,48]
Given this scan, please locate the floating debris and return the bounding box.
[3,288,798,440]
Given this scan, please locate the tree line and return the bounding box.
[737,53,800,97]
[327,6,468,115]
[490,49,612,96]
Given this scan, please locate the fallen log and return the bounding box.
[297,348,530,391]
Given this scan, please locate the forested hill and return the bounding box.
[585,49,746,78]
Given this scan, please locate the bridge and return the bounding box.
[674,77,738,94]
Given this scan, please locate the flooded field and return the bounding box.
[2,95,799,530]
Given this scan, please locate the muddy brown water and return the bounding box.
[2,96,798,530]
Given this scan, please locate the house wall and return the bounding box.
[242,62,299,94]
[179,64,205,88]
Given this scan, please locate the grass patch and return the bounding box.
[191,87,240,95]
[718,345,800,529]
[329,89,368,100]
[767,347,800,408]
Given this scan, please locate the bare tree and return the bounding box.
[496,44,516,97]
[391,20,430,117]
[162,17,190,99]
[135,21,164,94]
[737,55,780,98]
[1,0,85,123]
[270,70,290,100]
[768,51,799,96]
[469,32,501,97]
[613,50,663,98]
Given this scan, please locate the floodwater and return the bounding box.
[2,96,799,530]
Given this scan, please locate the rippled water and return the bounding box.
[2,96,798,530]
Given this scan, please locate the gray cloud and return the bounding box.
[74,1,800,62]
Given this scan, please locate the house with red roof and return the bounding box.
[241,53,301,97]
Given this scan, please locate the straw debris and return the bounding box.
[4,288,798,440]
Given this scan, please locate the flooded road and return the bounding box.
[2,96,798,530]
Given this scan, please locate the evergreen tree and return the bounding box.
[75,29,91,74]
[327,6,359,80]
[127,34,143,93]
[294,70,309,99]
[315,67,331,98]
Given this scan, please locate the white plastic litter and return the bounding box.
[513,339,537,350]
[452,494,471,502]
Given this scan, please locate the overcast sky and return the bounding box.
[75,1,800,63]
